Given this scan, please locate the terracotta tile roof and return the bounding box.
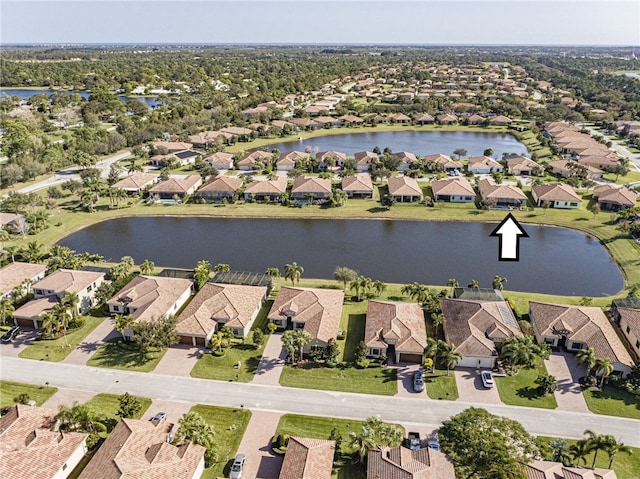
[13,295,59,320]
[477,178,527,201]
[149,175,202,195]
[367,445,456,479]
[618,307,640,337]
[244,177,288,195]
[506,156,539,172]
[269,287,344,343]
[490,115,512,123]
[237,150,273,168]
[0,405,87,479]
[32,269,104,295]
[529,302,633,367]
[221,126,253,136]
[0,262,47,296]
[524,460,617,479]
[437,113,457,122]
[532,183,581,202]
[278,437,335,479]
[291,176,332,194]
[431,177,475,197]
[468,156,502,170]
[188,130,224,145]
[78,418,205,479]
[548,160,602,176]
[593,184,637,207]
[578,155,620,169]
[342,174,373,192]
[112,173,159,191]
[176,283,266,336]
[353,151,379,166]
[365,301,427,353]
[392,151,418,164]
[388,177,422,197]
[441,298,522,357]
[272,120,295,129]
[316,151,347,162]
[278,151,310,167]
[107,275,193,323]
[196,176,243,193]
[423,154,462,169]
[153,141,193,152]
[204,151,234,165]
[290,118,321,128]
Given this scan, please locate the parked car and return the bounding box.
[149,412,167,422]
[412,370,425,392]
[481,370,494,388]
[1,326,21,343]
[405,432,421,451]
[229,453,246,479]
[427,439,441,451]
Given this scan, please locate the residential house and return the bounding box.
[414,113,435,125]
[316,151,347,169]
[0,405,88,479]
[153,141,193,153]
[437,113,458,124]
[489,115,513,126]
[290,118,322,130]
[431,177,476,203]
[529,301,634,376]
[193,176,243,203]
[0,262,47,299]
[175,283,267,345]
[78,418,205,479]
[112,172,159,194]
[387,176,423,203]
[278,437,335,479]
[477,178,528,208]
[338,114,364,126]
[364,300,427,363]
[468,156,503,174]
[204,151,235,170]
[506,156,540,176]
[172,149,201,166]
[466,114,486,125]
[392,151,419,171]
[389,113,411,124]
[277,151,310,171]
[341,174,374,199]
[579,154,621,171]
[220,126,253,141]
[268,287,344,352]
[548,160,603,180]
[148,175,203,202]
[423,154,462,173]
[290,176,332,202]
[617,307,640,358]
[531,183,582,209]
[367,446,456,479]
[236,150,273,171]
[353,151,378,172]
[314,116,343,128]
[271,120,296,132]
[243,177,288,202]
[592,184,638,211]
[0,212,26,233]
[189,130,225,149]
[441,298,522,368]
[524,460,617,479]
[107,276,193,332]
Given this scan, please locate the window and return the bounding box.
[62,464,67,471]
[87,285,92,292]
[544,338,555,345]
[371,348,380,356]
[627,325,631,333]
[636,340,640,349]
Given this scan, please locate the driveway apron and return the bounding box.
[454,368,503,404]
[252,333,285,386]
[0,328,38,358]
[544,351,590,413]
[63,318,118,365]
[395,363,423,397]
[236,410,283,479]
[153,344,204,376]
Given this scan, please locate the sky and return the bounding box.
[1,0,639,46]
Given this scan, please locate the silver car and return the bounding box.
[230,453,246,479]
[481,370,494,388]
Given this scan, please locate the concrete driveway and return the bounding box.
[63,318,118,365]
[236,410,283,479]
[544,351,590,413]
[252,333,285,386]
[141,399,194,425]
[43,388,97,410]
[395,363,424,397]
[153,344,204,376]
[454,368,502,404]
[0,328,37,357]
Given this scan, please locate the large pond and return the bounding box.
[0,88,162,108]
[59,217,623,296]
[264,130,528,157]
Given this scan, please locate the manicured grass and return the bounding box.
[582,385,640,420]
[191,341,263,382]
[536,435,640,477]
[279,362,397,396]
[190,404,252,479]
[18,315,107,362]
[84,393,151,420]
[86,338,167,372]
[0,380,58,408]
[424,368,459,401]
[495,357,558,409]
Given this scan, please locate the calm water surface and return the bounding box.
[59,217,623,296]
[0,89,162,108]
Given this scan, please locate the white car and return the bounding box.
[481,370,494,388]
[229,453,246,479]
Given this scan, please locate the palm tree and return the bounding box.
[447,278,459,297]
[0,297,16,326]
[431,312,445,339]
[576,347,597,378]
[282,329,311,362]
[114,314,134,341]
[549,439,572,466]
[62,291,80,319]
[570,439,591,466]
[425,338,442,366]
[213,263,230,273]
[372,280,387,298]
[193,260,212,290]
[140,259,155,276]
[468,279,479,289]
[40,311,58,338]
[264,267,280,278]
[22,241,43,263]
[604,437,632,468]
[593,357,614,387]
[284,262,304,286]
[583,429,614,468]
[3,245,19,263]
[439,342,462,376]
[334,266,358,290]
[492,275,508,291]
[501,335,539,368]
[401,282,430,305]
[52,303,71,347]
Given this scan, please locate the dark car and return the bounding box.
[1,326,21,343]
[412,370,425,393]
[149,412,167,422]
[405,432,421,451]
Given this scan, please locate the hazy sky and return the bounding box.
[2,1,639,46]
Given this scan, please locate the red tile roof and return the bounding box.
[279,437,335,479]
[365,301,427,353]
[367,445,456,479]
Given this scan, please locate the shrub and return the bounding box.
[355,358,370,369]
[14,393,30,405]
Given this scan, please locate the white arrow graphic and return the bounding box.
[489,213,529,261]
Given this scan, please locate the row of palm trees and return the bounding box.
[576,347,615,387]
[40,291,81,346]
[550,429,632,469]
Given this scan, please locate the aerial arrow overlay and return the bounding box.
[489,213,529,261]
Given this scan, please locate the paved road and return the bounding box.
[580,124,640,172]
[1,356,638,446]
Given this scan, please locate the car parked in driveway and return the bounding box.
[1,326,21,343]
[427,439,440,451]
[412,370,425,392]
[149,412,167,422]
[229,453,246,479]
[405,432,421,451]
[481,370,494,388]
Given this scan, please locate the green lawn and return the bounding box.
[86,338,167,372]
[424,369,459,400]
[279,362,397,396]
[190,404,252,479]
[536,435,640,477]
[18,315,107,362]
[582,386,640,420]
[275,414,369,479]
[191,341,263,382]
[84,393,151,420]
[0,380,58,408]
[495,358,558,409]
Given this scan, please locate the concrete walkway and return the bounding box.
[252,333,285,386]
[455,368,503,405]
[544,351,590,413]
[153,344,203,376]
[236,410,283,479]
[62,318,118,365]
[142,398,194,425]
[43,388,97,410]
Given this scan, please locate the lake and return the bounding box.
[58,217,623,296]
[0,88,162,108]
[263,130,528,157]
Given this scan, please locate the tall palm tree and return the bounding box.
[52,303,71,347]
[62,291,80,319]
[265,267,280,278]
[569,439,591,466]
[468,279,479,289]
[140,259,155,276]
[604,437,632,468]
[439,342,462,376]
[401,282,430,305]
[576,347,597,378]
[501,335,539,368]
[425,338,442,366]
[213,263,230,273]
[0,297,16,326]
[334,266,358,290]
[583,429,615,469]
[372,280,387,298]
[447,278,459,297]
[284,262,304,286]
[593,357,614,387]
[22,241,43,263]
[492,275,508,291]
[549,438,572,466]
[431,312,445,339]
[40,311,58,338]
[114,314,134,341]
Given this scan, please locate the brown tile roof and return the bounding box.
[592,184,638,207]
[290,118,321,128]
[524,460,617,479]
[506,156,539,172]
[437,113,458,122]
[468,156,502,170]
[291,176,332,195]
[176,283,266,336]
[153,141,193,152]
[278,151,310,167]
[316,151,347,162]
[204,151,234,167]
[0,262,47,296]
[578,155,621,169]
[341,174,373,192]
[112,173,159,191]
[367,445,456,479]
[365,301,427,353]
[196,175,243,193]
[529,302,633,367]
[441,298,522,357]
[13,295,59,320]
[388,176,422,197]
[244,176,288,195]
[269,287,344,343]
[532,183,581,203]
[237,150,273,168]
[188,130,224,145]
[393,151,419,164]
[0,212,23,226]
[353,151,379,166]
[423,154,462,169]
[107,276,193,323]
[78,418,205,479]
[0,405,87,479]
[32,269,104,295]
[431,177,475,197]
[149,175,202,195]
[279,437,335,479]
[618,307,640,336]
[489,115,512,124]
[548,160,602,176]
[478,178,527,201]
[221,126,253,136]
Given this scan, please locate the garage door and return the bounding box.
[399,353,423,364]
[179,335,194,345]
[15,318,35,328]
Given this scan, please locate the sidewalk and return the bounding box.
[62,318,118,365]
[252,333,285,386]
